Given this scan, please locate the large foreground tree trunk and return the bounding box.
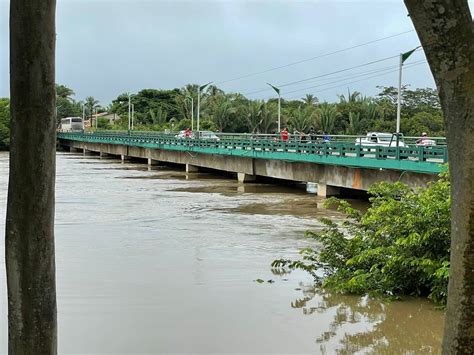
[7,0,57,353]
[404,1,474,353]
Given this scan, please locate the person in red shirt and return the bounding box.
[281,127,289,142]
[185,128,191,138]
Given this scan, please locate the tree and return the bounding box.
[403,1,474,352]
[7,0,57,352]
[55,84,75,101]
[301,94,318,106]
[84,96,99,127]
[0,98,11,148]
[210,95,234,132]
[245,100,263,133]
[316,103,340,134]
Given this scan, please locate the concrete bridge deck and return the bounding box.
[57,132,447,196]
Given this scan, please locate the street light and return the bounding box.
[118,93,135,132]
[197,82,212,132]
[185,96,194,130]
[267,83,281,132]
[131,103,135,130]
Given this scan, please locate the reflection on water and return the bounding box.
[0,152,443,353]
[288,284,443,354]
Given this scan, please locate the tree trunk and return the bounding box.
[7,0,57,353]
[404,1,474,353]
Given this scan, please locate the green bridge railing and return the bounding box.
[57,131,448,174]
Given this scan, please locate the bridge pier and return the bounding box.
[148,158,160,166]
[83,148,96,156]
[121,154,131,163]
[186,164,199,173]
[317,183,340,197]
[237,173,256,183]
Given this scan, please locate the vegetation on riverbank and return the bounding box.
[272,171,451,305]
[0,98,10,149]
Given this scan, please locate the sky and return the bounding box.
[0,0,472,106]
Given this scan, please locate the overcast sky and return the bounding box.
[0,1,472,105]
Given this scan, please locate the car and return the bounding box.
[355,132,406,147]
[195,131,220,141]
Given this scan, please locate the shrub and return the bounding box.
[272,171,451,305]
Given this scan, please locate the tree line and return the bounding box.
[0,84,444,149]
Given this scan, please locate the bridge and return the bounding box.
[57,131,448,196]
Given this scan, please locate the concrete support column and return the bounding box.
[148,158,159,166]
[69,146,79,153]
[317,183,340,197]
[121,154,130,163]
[186,164,199,173]
[237,172,256,183]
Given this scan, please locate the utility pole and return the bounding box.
[197,82,212,132]
[186,96,194,130]
[267,83,281,132]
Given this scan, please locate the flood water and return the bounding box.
[0,152,443,353]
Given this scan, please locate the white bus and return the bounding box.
[59,117,84,131]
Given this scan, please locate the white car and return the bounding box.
[355,132,406,147]
[195,131,220,141]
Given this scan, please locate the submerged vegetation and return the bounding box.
[272,171,451,305]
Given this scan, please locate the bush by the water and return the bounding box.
[272,172,451,305]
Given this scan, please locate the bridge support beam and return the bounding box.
[317,183,340,197]
[186,164,199,173]
[237,172,256,183]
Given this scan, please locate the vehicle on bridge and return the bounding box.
[355,132,407,147]
[59,117,84,132]
[176,130,220,141]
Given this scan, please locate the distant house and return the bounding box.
[85,112,120,128]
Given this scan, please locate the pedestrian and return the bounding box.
[308,126,316,142]
[416,132,428,145]
[281,127,289,142]
[185,127,192,138]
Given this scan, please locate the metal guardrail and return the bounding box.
[57,131,448,174]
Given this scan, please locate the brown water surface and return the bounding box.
[0,152,443,353]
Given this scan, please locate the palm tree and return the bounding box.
[301,94,318,106]
[211,95,234,132]
[55,84,75,102]
[245,100,263,133]
[149,107,168,128]
[258,102,277,134]
[316,103,340,134]
[84,96,100,127]
[347,112,362,135]
[289,105,315,132]
[338,89,362,104]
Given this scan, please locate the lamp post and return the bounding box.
[197,82,212,132]
[267,83,281,132]
[95,108,98,130]
[119,93,134,132]
[185,96,194,130]
[131,103,135,130]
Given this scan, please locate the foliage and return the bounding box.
[0,98,10,148]
[316,103,340,134]
[272,172,451,305]
[52,83,445,138]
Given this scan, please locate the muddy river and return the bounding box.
[0,152,443,353]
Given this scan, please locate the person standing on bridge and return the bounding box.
[281,127,289,142]
[185,128,192,138]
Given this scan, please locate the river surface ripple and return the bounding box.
[0,152,443,354]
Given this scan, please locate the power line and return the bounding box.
[215,29,415,85]
[245,48,423,96]
[283,60,426,96]
[285,61,427,100]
